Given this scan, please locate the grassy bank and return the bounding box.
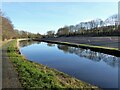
[7,40,98,89]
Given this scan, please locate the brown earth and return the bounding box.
[42,36,120,49]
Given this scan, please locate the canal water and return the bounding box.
[19,40,120,88]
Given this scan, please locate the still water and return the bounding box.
[19,40,120,88]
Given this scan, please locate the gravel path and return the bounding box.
[2,41,22,89]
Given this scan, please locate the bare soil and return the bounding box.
[43,36,120,49]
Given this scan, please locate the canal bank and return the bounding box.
[6,39,98,89]
[34,39,119,57]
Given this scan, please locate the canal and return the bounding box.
[19,40,120,88]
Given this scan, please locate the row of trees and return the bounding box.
[56,25,120,37]
[46,20,119,37]
[45,14,119,37]
[0,10,42,41]
[14,29,42,39]
[46,25,120,38]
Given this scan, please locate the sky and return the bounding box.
[2,2,118,34]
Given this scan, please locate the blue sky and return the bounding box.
[2,2,118,34]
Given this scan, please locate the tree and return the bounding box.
[47,30,55,37]
[57,26,69,36]
[2,16,15,40]
[36,33,42,38]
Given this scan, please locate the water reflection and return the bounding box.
[47,43,55,47]
[19,40,41,47]
[57,45,69,53]
[57,44,120,67]
[20,41,120,68]
[20,41,119,88]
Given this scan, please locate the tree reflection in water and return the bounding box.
[47,43,55,47]
[57,44,120,67]
[19,41,120,68]
[19,40,41,48]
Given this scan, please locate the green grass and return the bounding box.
[7,40,99,89]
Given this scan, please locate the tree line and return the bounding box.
[56,25,120,37]
[0,10,42,41]
[46,16,120,37]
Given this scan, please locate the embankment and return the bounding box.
[34,37,120,57]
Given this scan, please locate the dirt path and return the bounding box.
[0,47,2,89]
[2,40,22,89]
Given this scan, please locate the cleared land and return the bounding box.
[43,36,119,49]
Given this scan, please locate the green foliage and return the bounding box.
[7,40,98,89]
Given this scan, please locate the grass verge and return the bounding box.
[7,40,99,89]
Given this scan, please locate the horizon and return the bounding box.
[2,2,118,34]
